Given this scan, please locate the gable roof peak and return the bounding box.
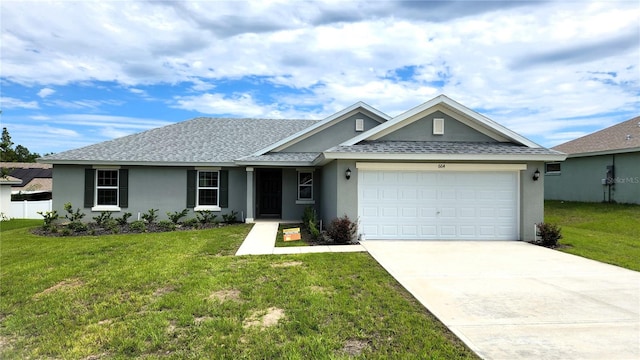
[341,94,541,148]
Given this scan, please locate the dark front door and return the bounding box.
[257,169,282,218]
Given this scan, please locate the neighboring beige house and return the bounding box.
[0,162,53,200]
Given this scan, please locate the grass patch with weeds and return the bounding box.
[545,200,640,271]
[1,222,477,359]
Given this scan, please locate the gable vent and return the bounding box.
[355,118,365,132]
[433,118,444,135]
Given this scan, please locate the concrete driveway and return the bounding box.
[362,241,640,360]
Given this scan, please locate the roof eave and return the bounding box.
[322,152,567,162]
[39,159,238,167]
[564,147,640,158]
[234,160,316,167]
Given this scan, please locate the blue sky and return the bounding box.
[1,0,639,155]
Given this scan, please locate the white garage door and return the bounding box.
[359,170,519,240]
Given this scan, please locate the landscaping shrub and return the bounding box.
[222,210,239,223]
[129,220,146,233]
[167,209,189,224]
[141,209,159,224]
[38,210,58,231]
[196,210,217,225]
[326,215,357,244]
[535,222,563,248]
[93,212,112,227]
[63,202,85,222]
[67,221,88,233]
[182,218,199,228]
[302,206,315,229]
[116,212,132,226]
[158,220,176,232]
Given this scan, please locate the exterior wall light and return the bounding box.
[532,169,541,181]
[345,168,352,180]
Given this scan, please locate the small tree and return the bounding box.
[535,223,563,248]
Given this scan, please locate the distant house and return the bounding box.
[545,116,640,204]
[0,175,22,219]
[0,163,53,201]
[40,95,565,241]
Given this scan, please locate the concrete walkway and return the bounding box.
[363,240,640,360]
[235,221,366,256]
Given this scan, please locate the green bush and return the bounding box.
[141,209,159,224]
[302,206,316,230]
[116,212,132,226]
[222,210,239,223]
[535,223,563,248]
[38,210,59,230]
[63,202,85,222]
[167,209,189,224]
[196,210,217,225]
[67,221,88,233]
[182,218,199,228]
[129,220,146,233]
[158,220,176,232]
[326,215,357,244]
[308,219,321,241]
[93,212,113,227]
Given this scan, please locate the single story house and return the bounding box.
[40,95,565,241]
[545,116,640,204]
[0,175,23,219]
[0,162,53,201]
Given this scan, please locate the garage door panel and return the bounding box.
[359,170,518,240]
[362,207,379,217]
[402,207,417,217]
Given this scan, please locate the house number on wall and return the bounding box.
[438,163,446,168]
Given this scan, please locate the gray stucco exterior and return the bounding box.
[43,95,563,241]
[379,110,496,142]
[545,152,640,204]
[281,113,382,152]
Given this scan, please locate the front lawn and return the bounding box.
[0,222,476,359]
[545,201,640,271]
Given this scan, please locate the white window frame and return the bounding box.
[296,170,314,204]
[93,168,120,212]
[195,170,221,211]
[545,162,562,175]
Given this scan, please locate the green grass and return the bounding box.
[0,223,476,359]
[545,201,640,271]
[0,219,42,232]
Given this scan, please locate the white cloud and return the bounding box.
[37,88,55,98]
[0,0,638,148]
[1,97,39,109]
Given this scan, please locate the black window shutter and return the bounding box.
[187,170,197,208]
[84,168,95,208]
[119,169,129,208]
[219,170,229,208]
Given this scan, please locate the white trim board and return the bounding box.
[356,162,527,172]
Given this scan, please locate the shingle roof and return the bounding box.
[8,168,53,188]
[553,116,640,155]
[237,152,321,164]
[41,118,319,164]
[327,141,564,156]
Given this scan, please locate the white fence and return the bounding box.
[9,200,52,219]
